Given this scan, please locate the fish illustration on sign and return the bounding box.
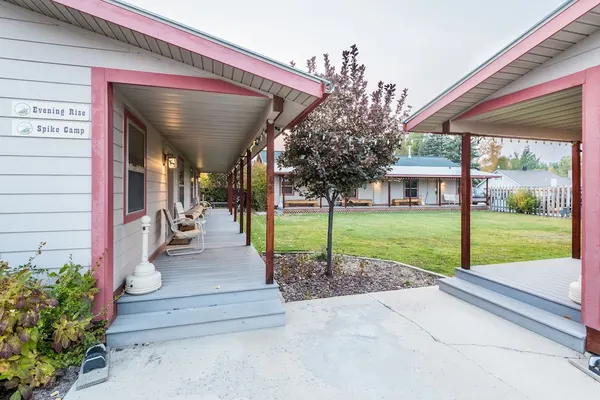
[16,122,33,135]
[14,102,31,117]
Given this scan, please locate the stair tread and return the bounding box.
[107,299,285,334]
[441,278,585,338]
[118,280,280,303]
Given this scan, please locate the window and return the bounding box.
[281,177,294,195]
[124,109,146,223]
[404,179,418,198]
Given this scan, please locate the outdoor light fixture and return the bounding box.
[163,154,177,169]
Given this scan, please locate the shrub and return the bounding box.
[507,189,539,214]
[251,162,267,211]
[0,249,105,399]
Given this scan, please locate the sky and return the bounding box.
[128,0,571,163]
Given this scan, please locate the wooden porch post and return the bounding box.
[320,196,323,208]
[282,177,286,209]
[246,149,252,245]
[408,177,412,207]
[233,167,237,222]
[438,178,441,206]
[572,141,581,259]
[239,157,244,234]
[388,180,391,207]
[461,133,471,269]
[485,178,489,206]
[266,122,275,284]
[227,173,232,214]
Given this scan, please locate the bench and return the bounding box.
[443,194,458,204]
[392,198,421,206]
[344,198,373,206]
[285,199,319,207]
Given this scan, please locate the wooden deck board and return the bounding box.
[150,209,266,295]
[471,258,580,309]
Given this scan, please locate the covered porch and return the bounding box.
[404,0,599,353]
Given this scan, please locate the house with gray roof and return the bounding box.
[482,169,571,189]
[258,154,497,207]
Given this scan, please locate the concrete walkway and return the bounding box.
[67,287,598,399]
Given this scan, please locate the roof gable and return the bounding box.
[496,169,572,186]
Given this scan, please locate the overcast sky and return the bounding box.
[129,0,570,163]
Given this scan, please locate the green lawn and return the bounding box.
[250,211,571,276]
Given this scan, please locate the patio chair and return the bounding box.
[162,208,205,256]
[199,200,212,215]
[443,194,458,205]
[176,201,207,232]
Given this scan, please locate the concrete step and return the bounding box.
[106,299,285,348]
[439,278,586,353]
[117,282,282,314]
[454,268,581,322]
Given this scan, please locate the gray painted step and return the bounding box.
[455,268,581,322]
[118,282,282,314]
[106,299,285,348]
[439,278,586,353]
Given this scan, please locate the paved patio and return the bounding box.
[67,287,598,399]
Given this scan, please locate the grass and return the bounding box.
[250,211,571,276]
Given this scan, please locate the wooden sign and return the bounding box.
[12,119,90,139]
[12,100,90,121]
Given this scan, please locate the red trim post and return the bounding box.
[240,157,241,233]
[282,177,286,209]
[246,149,252,246]
[582,67,600,334]
[461,133,472,269]
[485,178,489,206]
[91,69,114,320]
[266,122,275,284]
[227,173,232,214]
[233,167,237,222]
[438,178,442,206]
[388,180,391,207]
[572,141,581,259]
[408,178,412,207]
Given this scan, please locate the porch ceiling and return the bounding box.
[462,86,582,131]
[115,83,270,172]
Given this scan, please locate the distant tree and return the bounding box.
[251,162,267,211]
[397,132,423,156]
[280,45,410,275]
[443,135,481,169]
[419,134,448,157]
[549,155,572,177]
[497,156,511,170]
[508,145,542,170]
[479,139,503,172]
[200,173,228,202]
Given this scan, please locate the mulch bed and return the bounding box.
[263,253,440,302]
[0,366,78,400]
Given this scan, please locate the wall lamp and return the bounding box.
[163,153,178,169]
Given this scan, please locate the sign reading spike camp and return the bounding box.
[11,100,90,139]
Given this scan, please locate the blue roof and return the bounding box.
[394,156,458,167]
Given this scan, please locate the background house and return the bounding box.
[483,169,572,188]
[259,152,496,206]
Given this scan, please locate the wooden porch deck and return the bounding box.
[470,258,581,310]
[108,209,284,347]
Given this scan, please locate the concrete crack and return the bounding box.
[447,343,584,359]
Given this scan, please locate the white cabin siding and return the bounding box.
[0,2,203,277]
[487,29,600,100]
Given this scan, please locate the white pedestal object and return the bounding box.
[125,215,162,295]
[568,275,582,305]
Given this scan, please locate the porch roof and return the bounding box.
[405,0,600,136]
[6,0,333,171]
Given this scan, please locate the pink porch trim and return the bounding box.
[405,0,599,131]
[582,65,600,331]
[122,108,148,224]
[91,68,114,320]
[53,0,325,98]
[104,69,266,97]
[456,71,586,121]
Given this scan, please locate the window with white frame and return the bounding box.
[125,110,146,220]
[404,179,418,198]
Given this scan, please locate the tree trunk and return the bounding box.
[326,199,335,276]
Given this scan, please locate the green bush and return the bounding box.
[507,189,539,214]
[0,247,105,399]
[251,162,267,211]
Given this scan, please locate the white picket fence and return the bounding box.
[489,186,573,217]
